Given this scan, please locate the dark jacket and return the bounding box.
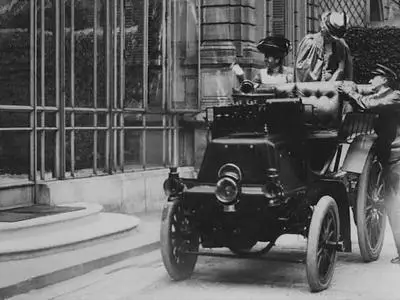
[347,87,400,164]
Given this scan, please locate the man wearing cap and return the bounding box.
[338,64,400,264]
[296,11,353,82]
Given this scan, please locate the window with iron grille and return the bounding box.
[0,0,199,186]
[318,0,368,26]
[306,0,319,33]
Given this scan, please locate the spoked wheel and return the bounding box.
[306,196,340,293]
[160,200,199,281]
[356,150,386,262]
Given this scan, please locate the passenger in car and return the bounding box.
[252,35,294,86]
[295,11,353,82]
[338,63,400,264]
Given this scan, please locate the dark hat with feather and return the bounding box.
[256,36,290,58]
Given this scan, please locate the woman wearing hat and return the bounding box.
[252,35,294,86]
[338,63,400,264]
[296,11,353,82]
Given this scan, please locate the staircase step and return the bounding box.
[0,206,140,262]
[0,202,103,231]
[0,212,159,299]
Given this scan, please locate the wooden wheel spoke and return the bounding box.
[318,215,336,277]
[372,222,379,247]
[170,231,178,240]
[368,218,378,247]
[326,230,335,243]
[365,214,373,228]
[376,183,384,196]
[375,163,383,183]
[319,251,331,276]
[317,252,324,270]
[368,223,375,246]
[373,219,381,240]
[324,217,333,236]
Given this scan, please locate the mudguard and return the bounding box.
[306,179,352,252]
[341,134,377,174]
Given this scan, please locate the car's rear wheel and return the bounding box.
[356,150,386,262]
[160,200,199,281]
[306,196,340,293]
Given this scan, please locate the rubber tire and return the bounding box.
[160,200,198,281]
[306,196,340,293]
[356,150,386,262]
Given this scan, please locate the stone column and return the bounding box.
[200,0,259,108]
[192,0,260,170]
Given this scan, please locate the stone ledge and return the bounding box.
[0,212,140,261]
[0,202,103,232]
[202,0,255,8]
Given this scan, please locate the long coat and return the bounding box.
[295,32,353,82]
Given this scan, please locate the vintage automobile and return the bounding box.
[159,81,386,292]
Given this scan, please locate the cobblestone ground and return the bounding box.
[9,236,400,300]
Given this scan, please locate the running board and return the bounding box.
[183,250,305,263]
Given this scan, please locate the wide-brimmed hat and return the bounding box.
[372,63,398,80]
[321,11,347,39]
[256,36,290,58]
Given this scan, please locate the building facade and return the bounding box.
[0,0,389,212]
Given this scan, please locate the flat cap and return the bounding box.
[372,63,398,80]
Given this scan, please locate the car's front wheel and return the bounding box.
[306,196,340,292]
[160,200,199,281]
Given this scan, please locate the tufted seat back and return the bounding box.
[297,82,340,128]
[235,81,376,131]
[274,82,340,129]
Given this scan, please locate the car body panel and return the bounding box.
[341,134,377,174]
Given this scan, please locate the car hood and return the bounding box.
[197,136,282,184]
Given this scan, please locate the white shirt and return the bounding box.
[254,66,294,85]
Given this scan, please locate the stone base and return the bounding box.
[0,183,34,209]
[40,167,196,214]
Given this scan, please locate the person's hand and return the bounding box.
[231,63,245,77]
[322,72,333,81]
[337,81,356,94]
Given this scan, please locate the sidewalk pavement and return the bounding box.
[0,208,398,300]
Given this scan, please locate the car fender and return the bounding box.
[341,134,377,174]
[306,179,352,252]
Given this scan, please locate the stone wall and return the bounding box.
[40,167,196,213]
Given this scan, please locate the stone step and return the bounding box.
[0,212,160,299]
[0,203,140,262]
[0,202,103,233]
